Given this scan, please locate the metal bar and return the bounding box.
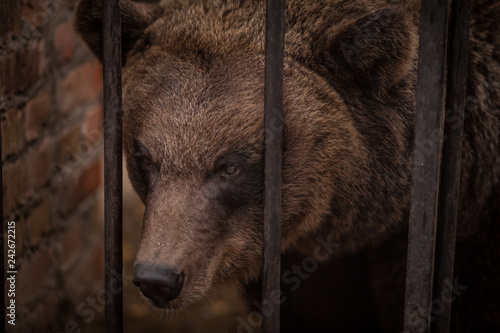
[103,0,123,332]
[433,0,471,331]
[403,0,450,332]
[1,106,4,332]
[262,0,285,332]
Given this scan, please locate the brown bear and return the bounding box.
[75,0,500,331]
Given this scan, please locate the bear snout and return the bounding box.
[133,262,185,308]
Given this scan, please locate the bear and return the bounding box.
[75,0,500,332]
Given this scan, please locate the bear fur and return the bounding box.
[75,0,500,331]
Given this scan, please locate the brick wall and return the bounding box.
[1,0,105,332]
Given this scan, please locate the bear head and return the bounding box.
[75,0,416,310]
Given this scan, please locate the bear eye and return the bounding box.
[224,163,240,176]
[141,156,155,169]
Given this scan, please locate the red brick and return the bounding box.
[18,10,42,43]
[25,89,51,142]
[25,197,51,247]
[89,197,104,235]
[58,60,103,115]
[2,159,26,216]
[35,40,47,78]
[55,125,81,168]
[20,0,58,30]
[21,0,39,20]
[58,160,101,216]
[60,222,83,270]
[54,20,76,63]
[80,159,101,194]
[62,243,103,308]
[51,126,86,184]
[1,107,25,160]
[83,104,104,144]
[26,139,51,195]
[90,239,105,279]
[16,247,54,305]
[0,40,45,95]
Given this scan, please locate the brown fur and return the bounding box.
[75,0,500,331]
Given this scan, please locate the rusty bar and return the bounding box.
[262,0,285,332]
[103,0,123,332]
[432,0,471,331]
[403,0,450,332]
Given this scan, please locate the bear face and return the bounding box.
[121,41,372,310]
[76,0,417,310]
[122,52,267,308]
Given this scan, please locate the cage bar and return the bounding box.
[262,0,285,332]
[432,0,471,331]
[1,107,4,331]
[102,0,123,332]
[403,0,450,331]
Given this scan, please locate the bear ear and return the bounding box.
[75,0,162,63]
[316,8,416,96]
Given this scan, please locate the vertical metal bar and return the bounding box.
[0,109,4,332]
[433,0,471,331]
[404,0,450,332]
[262,0,285,332]
[103,0,123,332]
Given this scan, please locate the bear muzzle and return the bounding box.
[133,262,185,308]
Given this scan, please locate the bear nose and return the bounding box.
[133,263,184,307]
